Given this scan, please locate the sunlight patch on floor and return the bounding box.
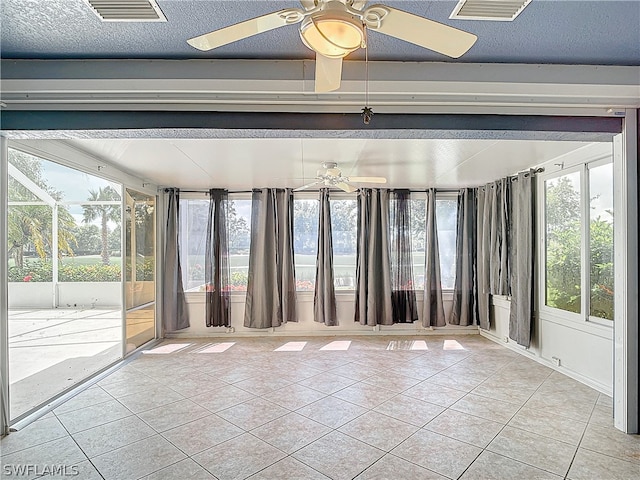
[193,342,235,353]
[320,340,351,351]
[144,343,192,354]
[443,339,465,350]
[275,341,307,352]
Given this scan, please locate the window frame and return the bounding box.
[538,156,614,328]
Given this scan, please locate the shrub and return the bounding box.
[8,260,121,282]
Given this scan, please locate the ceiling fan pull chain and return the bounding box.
[361,31,374,125]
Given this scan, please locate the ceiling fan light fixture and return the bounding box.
[300,14,364,58]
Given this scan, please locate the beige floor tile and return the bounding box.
[73,415,155,458]
[248,457,330,480]
[391,429,482,479]
[487,426,577,476]
[568,448,640,480]
[339,411,419,451]
[298,372,358,394]
[162,413,243,455]
[52,386,113,415]
[589,403,614,427]
[91,435,186,480]
[251,412,331,453]
[193,433,285,480]
[374,394,445,427]
[0,416,68,455]
[55,399,132,434]
[403,381,467,407]
[580,423,640,464]
[425,409,504,448]
[361,372,422,392]
[190,384,256,412]
[450,392,520,424]
[217,397,290,430]
[1,437,87,480]
[355,454,448,479]
[508,406,587,445]
[140,458,216,479]
[116,385,184,413]
[137,399,211,432]
[332,381,398,409]
[296,395,368,428]
[39,460,103,480]
[293,430,385,480]
[460,450,562,480]
[264,383,327,410]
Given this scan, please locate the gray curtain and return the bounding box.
[477,179,511,329]
[390,190,418,323]
[476,186,490,330]
[450,188,478,326]
[162,189,190,331]
[489,179,511,295]
[355,189,393,326]
[245,188,297,328]
[509,172,535,347]
[314,189,338,326]
[423,189,446,327]
[205,189,230,328]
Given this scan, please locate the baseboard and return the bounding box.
[479,330,612,396]
[166,326,480,339]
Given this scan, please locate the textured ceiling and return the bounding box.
[1,0,639,65]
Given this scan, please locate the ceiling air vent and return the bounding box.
[85,0,167,22]
[450,0,532,21]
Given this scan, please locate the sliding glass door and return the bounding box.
[124,189,156,353]
[6,148,123,420]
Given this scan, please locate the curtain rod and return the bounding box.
[163,169,545,194]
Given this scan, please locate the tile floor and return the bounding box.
[1,335,638,480]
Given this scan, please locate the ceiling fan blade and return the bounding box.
[347,176,387,184]
[187,9,304,51]
[366,5,477,58]
[335,182,358,193]
[315,54,343,93]
[293,181,321,192]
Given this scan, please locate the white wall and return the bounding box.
[478,144,616,396]
[481,296,613,395]
[168,291,477,338]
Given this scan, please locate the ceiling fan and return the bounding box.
[187,0,477,93]
[294,162,387,192]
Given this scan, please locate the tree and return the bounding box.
[227,200,250,252]
[544,175,614,319]
[8,150,76,269]
[71,224,102,254]
[82,186,121,265]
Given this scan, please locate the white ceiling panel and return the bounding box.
[64,137,595,190]
[435,140,594,186]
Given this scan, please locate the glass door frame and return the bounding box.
[122,187,160,357]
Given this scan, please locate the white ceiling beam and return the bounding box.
[1,60,638,114]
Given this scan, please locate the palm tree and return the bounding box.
[82,186,121,265]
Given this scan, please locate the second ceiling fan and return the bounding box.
[187,0,477,93]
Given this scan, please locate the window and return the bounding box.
[410,199,426,289]
[179,198,208,292]
[543,162,614,321]
[227,198,251,292]
[544,171,582,314]
[588,163,614,320]
[330,198,357,289]
[436,199,458,290]
[409,197,457,290]
[294,198,319,291]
